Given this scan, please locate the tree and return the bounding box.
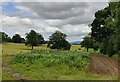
[37,33,45,44]
[2,32,9,42]
[7,37,12,42]
[48,31,71,50]
[21,38,25,43]
[91,6,111,42]
[25,30,44,49]
[80,34,97,52]
[12,34,23,43]
[91,2,120,57]
[0,32,11,43]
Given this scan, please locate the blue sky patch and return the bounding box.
[2,2,18,13]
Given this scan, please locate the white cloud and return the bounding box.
[2,15,60,39]
[2,16,33,26]
[61,24,91,37]
[2,2,108,41]
[44,27,59,33]
[45,19,62,26]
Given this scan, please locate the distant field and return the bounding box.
[2,43,78,55]
[2,42,117,80]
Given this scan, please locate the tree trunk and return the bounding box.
[32,45,33,50]
[87,48,89,52]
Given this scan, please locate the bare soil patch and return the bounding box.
[89,55,119,76]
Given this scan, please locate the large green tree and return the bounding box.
[25,30,44,49]
[91,2,120,57]
[48,31,71,50]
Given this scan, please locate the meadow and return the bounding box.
[2,43,117,80]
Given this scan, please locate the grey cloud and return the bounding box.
[5,2,108,26]
[17,2,107,26]
[2,15,60,38]
[19,2,89,19]
[2,2,108,41]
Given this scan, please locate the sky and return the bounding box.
[1,1,108,42]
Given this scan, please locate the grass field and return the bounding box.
[2,42,117,80]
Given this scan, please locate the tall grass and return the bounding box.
[12,50,90,70]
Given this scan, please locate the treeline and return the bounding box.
[0,30,71,50]
[81,2,120,57]
[0,32,25,43]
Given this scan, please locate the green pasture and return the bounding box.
[2,42,117,80]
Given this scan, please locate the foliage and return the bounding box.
[0,32,12,43]
[91,2,120,57]
[12,50,89,70]
[25,30,44,49]
[2,32,9,42]
[48,31,71,50]
[37,33,45,44]
[81,34,98,52]
[12,34,25,43]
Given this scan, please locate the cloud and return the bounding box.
[2,16,32,26]
[16,2,107,26]
[19,2,89,19]
[2,15,60,39]
[2,2,108,41]
[61,24,90,42]
[61,24,91,41]
[2,15,31,37]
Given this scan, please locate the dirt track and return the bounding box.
[89,55,119,76]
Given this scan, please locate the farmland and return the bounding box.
[2,43,118,80]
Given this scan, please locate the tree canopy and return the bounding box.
[48,31,71,50]
[12,34,25,43]
[81,33,98,52]
[25,30,44,49]
[91,2,120,57]
[0,32,12,43]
